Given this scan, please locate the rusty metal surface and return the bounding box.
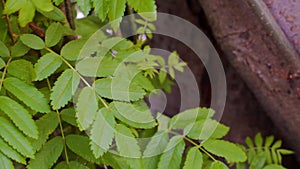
[264,0,300,53]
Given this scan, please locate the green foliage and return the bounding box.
[0,0,293,168]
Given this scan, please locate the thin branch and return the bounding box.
[1,0,15,43]
[29,22,45,38]
[64,0,75,30]
[0,57,12,91]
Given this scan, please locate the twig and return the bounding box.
[29,22,45,38]
[64,0,75,30]
[1,0,15,43]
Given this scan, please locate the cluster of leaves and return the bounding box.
[0,0,293,169]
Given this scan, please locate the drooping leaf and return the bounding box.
[0,137,26,164]
[50,69,80,109]
[210,161,229,169]
[0,96,38,139]
[60,108,77,126]
[110,101,156,129]
[127,0,157,21]
[45,23,64,47]
[0,117,34,158]
[20,34,45,50]
[61,39,86,61]
[115,124,141,158]
[94,77,146,101]
[76,87,98,130]
[3,0,26,14]
[27,137,63,169]
[3,77,50,113]
[7,59,36,82]
[201,140,247,163]
[169,107,215,129]
[0,152,14,169]
[34,53,62,81]
[31,0,54,12]
[54,161,90,169]
[0,41,10,57]
[157,136,185,169]
[184,119,229,140]
[66,135,100,163]
[90,108,115,158]
[183,147,203,169]
[18,2,35,27]
[108,0,126,31]
[29,112,59,152]
[11,39,30,57]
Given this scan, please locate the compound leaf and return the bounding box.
[0,96,38,139]
[27,137,63,169]
[3,77,50,113]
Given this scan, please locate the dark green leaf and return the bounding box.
[61,108,77,126]
[39,7,66,21]
[11,40,30,57]
[7,59,36,82]
[27,137,63,169]
[20,34,45,50]
[0,41,10,57]
[0,58,5,69]
[61,39,86,61]
[54,161,90,169]
[4,77,50,113]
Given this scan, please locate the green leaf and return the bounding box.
[76,87,98,130]
[157,136,185,169]
[3,0,26,14]
[3,77,50,113]
[94,77,146,102]
[45,23,63,47]
[201,140,247,163]
[0,152,14,169]
[263,164,286,169]
[29,112,59,152]
[27,137,63,169]
[210,161,229,169]
[0,117,34,158]
[77,0,92,16]
[76,57,120,77]
[66,135,100,163]
[277,149,294,155]
[127,0,157,21]
[31,0,54,12]
[0,137,26,164]
[11,39,30,57]
[61,39,86,61]
[184,119,229,140]
[115,124,141,158]
[0,58,5,69]
[34,53,62,81]
[0,41,10,57]
[7,59,36,82]
[0,96,38,139]
[61,108,77,126]
[183,147,203,169]
[170,107,215,129]
[110,101,156,129]
[39,7,66,21]
[18,2,35,27]
[20,34,45,50]
[54,161,90,169]
[90,108,115,158]
[108,0,126,31]
[92,0,108,21]
[255,133,263,151]
[50,69,80,109]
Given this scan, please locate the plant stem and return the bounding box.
[1,0,15,43]
[0,57,12,92]
[47,78,70,168]
[168,130,217,161]
[64,0,75,30]
[45,47,110,110]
